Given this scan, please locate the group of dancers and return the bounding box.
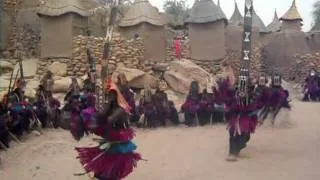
[0,71,60,150]
[0,67,293,178]
[180,74,291,161]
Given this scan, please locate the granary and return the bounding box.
[280,0,303,31]
[267,10,281,32]
[118,0,166,62]
[229,1,243,27]
[185,0,227,61]
[226,1,268,50]
[225,1,243,50]
[252,8,269,34]
[37,0,90,58]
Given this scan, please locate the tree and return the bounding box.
[163,0,189,27]
[312,1,320,31]
[313,1,320,24]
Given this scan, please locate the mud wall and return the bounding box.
[119,23,166,62]
[188,20,226,61]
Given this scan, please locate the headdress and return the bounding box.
[258,75,267,86]
[105,79,131,115]
[158,80,168,91]
[272,74,282,86]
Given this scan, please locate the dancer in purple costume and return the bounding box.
[7,94,28,138]
[0,102,9,148]
[198,89,213,126]
[72,80,141,180]
[254,76,271,120]
[153,84,180,126]
[302,69,319,101]
[70,96,82,140]
[34,88,48,128]
[137,88,157,128]
[116,73,139,124]
[212,78,235,123]
[181,81,200,126]
[225,81,263,161]
[268,74,291,122]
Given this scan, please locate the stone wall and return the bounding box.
[192,59,223,74]
[2,0,40,58]
[287,52,320,83]
[37,33,147,77]
[222,48,262,78]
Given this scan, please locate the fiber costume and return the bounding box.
[225,0,262,161]
[181,81,200,126]
[72,80,141,180]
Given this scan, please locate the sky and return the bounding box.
[148,0,318,32]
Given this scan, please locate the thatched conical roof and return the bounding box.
[119,0,164,27]
[252,8,269,33]
[267,10,281,32]
[229,1,243,26]
[185,0,227,24]
[280,0,303,21]
[37,0,90,17]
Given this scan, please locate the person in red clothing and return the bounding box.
[174,36,181,60]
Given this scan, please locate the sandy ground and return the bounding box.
[1,100,320,180]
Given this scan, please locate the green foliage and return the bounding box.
[163,0,190,27]
[313,1,320,24]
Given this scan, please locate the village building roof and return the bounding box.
[37,0,91,17]
[280,0,303,21]
[252,8,270,33]
[229,1,243,26]
[185,0,227,24]
[267,10,281,32]
[119,0,164,27]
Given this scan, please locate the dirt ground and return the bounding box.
[1,101,320,180]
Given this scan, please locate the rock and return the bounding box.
[48,62,68,76]
[0,78,9,90]
[113,67,146,82]
[164,71,191,94]
[0,60,14,70]
[167,59,210,92]
[117,62,125,68]
[24,80,40,98]
[152,63,169,72]
[0,91,7,100]
[53,93,66,105]
[13,59,39,79]
[53,77,70,93]
[128,74,158,89]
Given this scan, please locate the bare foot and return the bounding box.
[226,154,238,162]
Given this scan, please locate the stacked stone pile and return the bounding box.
[17,28,40,58]
[37,58,69,77]
[222,48,262,78]
[287,52,320,83]
[192,59,223,74]
[3,0,22,10]
[70,34,146,77]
